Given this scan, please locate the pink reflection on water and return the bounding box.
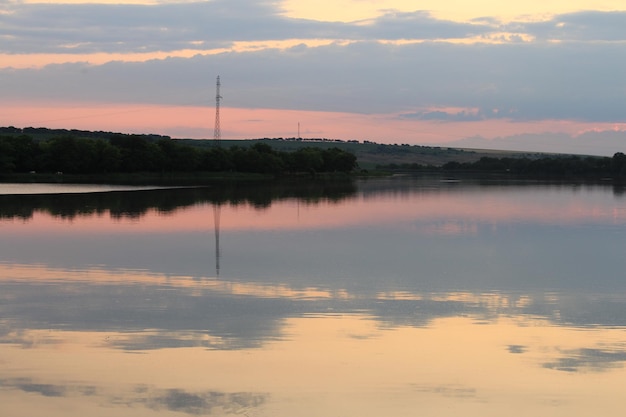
[1,184,624,237]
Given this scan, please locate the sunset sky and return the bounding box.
[3,0,626,154]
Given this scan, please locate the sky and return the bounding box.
[2,0,626,155]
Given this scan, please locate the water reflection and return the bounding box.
[0,376,267,416]
[1,176,626,416]
[2,263,626,350]
[0,178,357,220]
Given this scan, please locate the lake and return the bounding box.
[1,176,626,417]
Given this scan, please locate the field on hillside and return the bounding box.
[176,138,547,169]
[0,127,555,170]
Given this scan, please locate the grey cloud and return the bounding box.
[0,0,294,54]
[521,11,626,41]
[0,1,493,54]
[400,109,498,122]
[5,2,626,126]
[358,10,492,39]
[230,41,626,121]
[3,3,626,55]
[3,40,626,124]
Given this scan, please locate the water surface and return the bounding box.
[0,182,167,195]
[1,177,625,416]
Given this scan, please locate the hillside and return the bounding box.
[175,138,548,169]
[0,126,576,171]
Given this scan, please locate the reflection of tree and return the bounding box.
[0,179,357,220]
[358,173,626,198]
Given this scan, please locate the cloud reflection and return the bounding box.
[146,389,266,416]
[508,344,527,354]
[3,265,626,360]
[7,379,68,397]
[543,348,626,373]
[0,377,267,415]
[412,383,478,399]
[3,179,626,415]
[106,332,250,351]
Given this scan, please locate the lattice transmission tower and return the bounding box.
[213,75,222,146]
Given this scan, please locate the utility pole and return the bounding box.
[213,75,222,146]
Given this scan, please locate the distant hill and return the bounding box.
[176,138,551,169]
[0,126,577,170]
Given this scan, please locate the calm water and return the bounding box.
[1,177,626,417]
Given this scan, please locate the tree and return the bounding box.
[42,136,98,173]
[287,148,324,173]
[93,139,122,173]
[157,139,201,172]
[612,152,626,177]
[322,148,357,172]
[109,134,163,172]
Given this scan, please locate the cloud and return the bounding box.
[3,3,626,149]
[4,3,626,56]
[354,10,493,39]
[0,1,495,54]
[400,108,498,122]
[520,11,626,41]
[0,0,287,54]
[3,39,626,124]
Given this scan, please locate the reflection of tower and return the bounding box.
[213,75,222,146]
[213,203,221,276]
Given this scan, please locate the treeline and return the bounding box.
[443,154,626,178]
[0,133,357,175]
[0,126,171,141]
[379,153,626,179]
